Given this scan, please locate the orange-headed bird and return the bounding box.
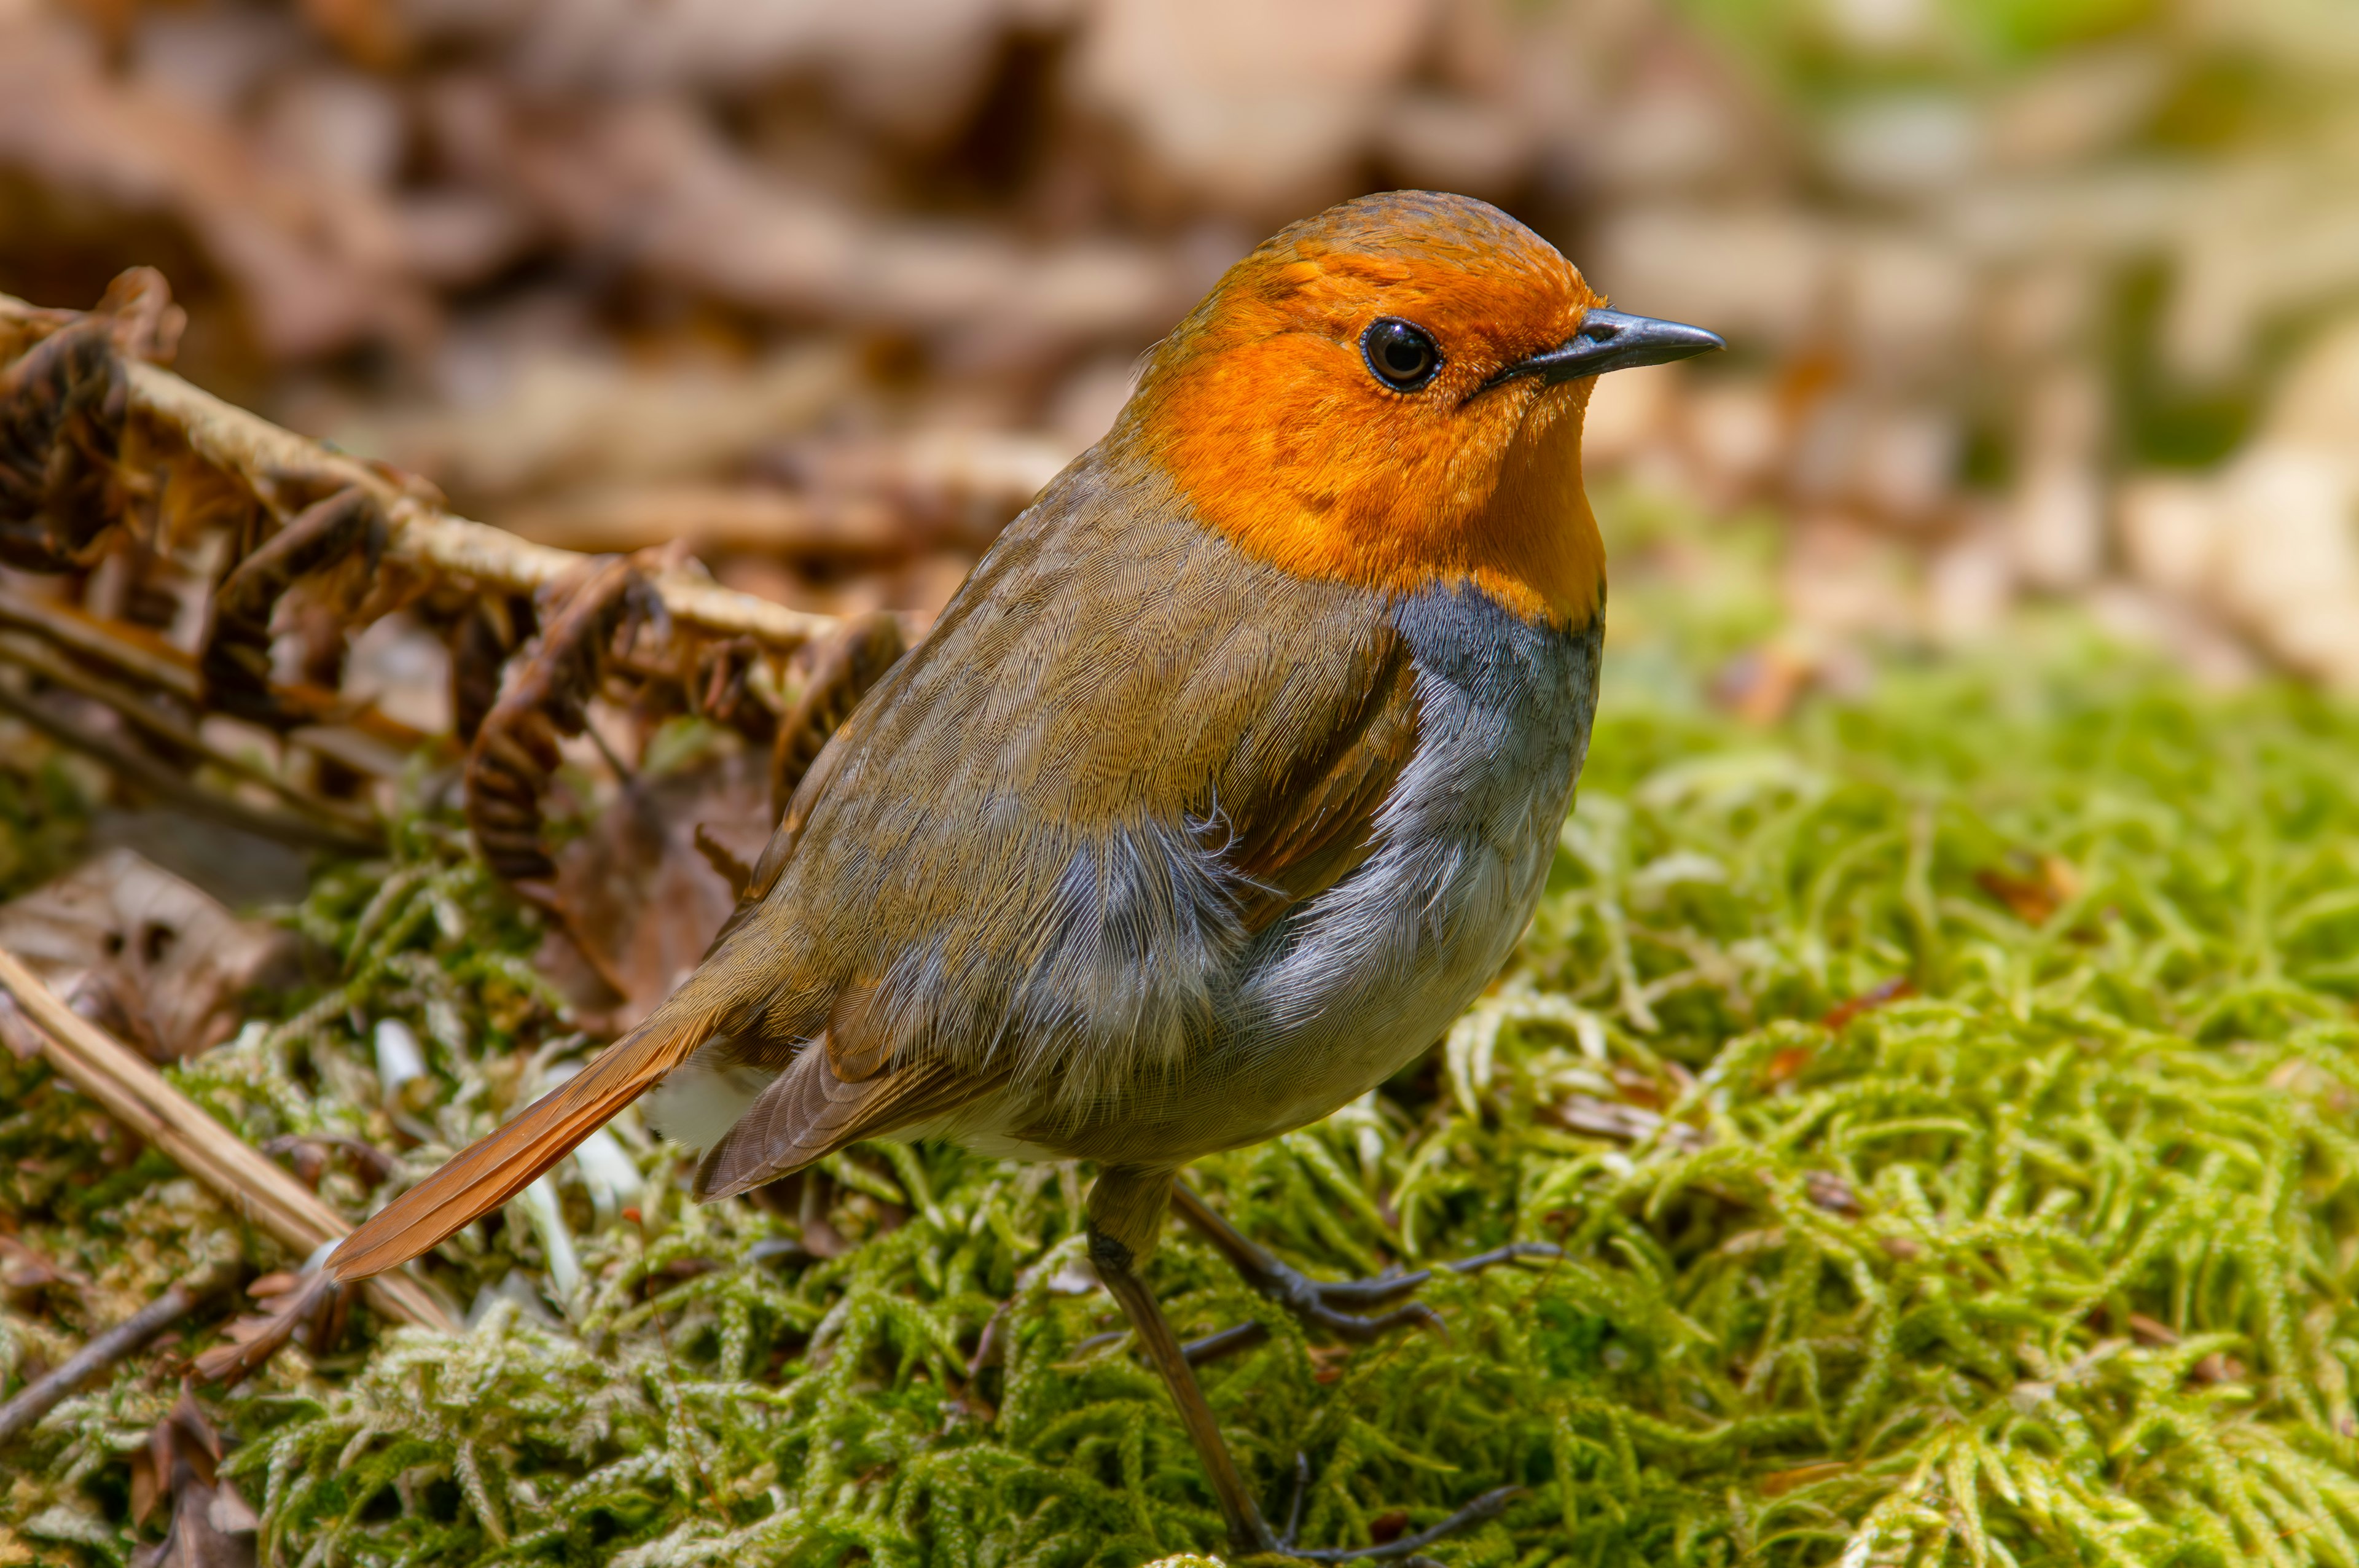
[331,190,1721,1558]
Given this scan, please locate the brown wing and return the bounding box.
[1224,638,1419,930]
[689,597,1422,1195]
[695,1038,1011,1199]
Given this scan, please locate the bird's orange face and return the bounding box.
[1121,192,1717,627]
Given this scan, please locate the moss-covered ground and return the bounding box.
[7,505,2359,1566]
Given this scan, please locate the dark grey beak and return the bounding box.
[1508,308,1725,385]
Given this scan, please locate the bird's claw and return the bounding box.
[1240,1455,1521,1562]
[1275,1273,1441,1343]
[1223,1240,1563,1350]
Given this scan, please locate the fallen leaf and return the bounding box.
[1803,1169,1861,1215]
[1818,977,1916,1034]
[0,14,429,359]
[0,848,302,1061]
[1543,1094,1708,1150]
[1710,644,1817,726]
[128,1384,257,1568]
[540,747,775,1031]
[2191,1352,2248,1385]
[1976,853,2083,926]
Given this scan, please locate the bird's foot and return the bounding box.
[1082,1189,1525,1568]
[1227,1239,1563,1344]
[1235,1453,1520,1564]
[1173,1180,1560,1352]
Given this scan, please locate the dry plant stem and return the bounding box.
[0,1259,239,1446]
[0,947,455,1332]
[0,587,439,765]
[0,588,196,698]
[0,631,379,840]
[0,678,377,854]
[109,350,848,651]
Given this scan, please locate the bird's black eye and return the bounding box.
[1361,318,1441,392]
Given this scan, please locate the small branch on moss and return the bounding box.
[0,947,456,1333]
[0,1258,240,1446]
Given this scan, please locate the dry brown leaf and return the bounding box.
[542,749,774,1031]
[128,1384,259,1568]
[1074,0,1430,213]
[1818,977,1915,1033]
[1542,1093,1707,1152]
[487,98,1184,343]
[0,12,428,358]
[1974,855,2082,927]
[0,847,301,1061]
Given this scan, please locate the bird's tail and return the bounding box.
[327,996,730,1282]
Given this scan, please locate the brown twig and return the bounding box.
[0,946,455,1332]
[0,630,379,840]
[0,585,440,765]
[2,286,857,669]
[0,677,378,854]
[0,1258,239,1445]
[0,585,197,697]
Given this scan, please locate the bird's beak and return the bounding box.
[1509,308,1725,384]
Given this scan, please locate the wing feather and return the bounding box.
[694,1040,1008,1199]
[1224,638,1420,929]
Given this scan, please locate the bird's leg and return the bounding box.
[1089,1217,1281,1555]
[1170,1179,1560,1346]
[1088,1169,1520,1561]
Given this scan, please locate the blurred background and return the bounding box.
[7,0,2359,692]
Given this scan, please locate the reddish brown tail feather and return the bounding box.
[327,1004,725,1281]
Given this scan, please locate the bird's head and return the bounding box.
[1115,190,1720,627]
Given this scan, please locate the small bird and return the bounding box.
[331,190,1720,1557]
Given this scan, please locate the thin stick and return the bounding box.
[0,1260,239,1445]
[0,631,380,840]
[0,948,455,1333]
[0,588,198,699]
[0,587,442,760]
[0,291,852,650]
[0,680,377,855]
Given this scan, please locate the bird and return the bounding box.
[328,189,1721,1559]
